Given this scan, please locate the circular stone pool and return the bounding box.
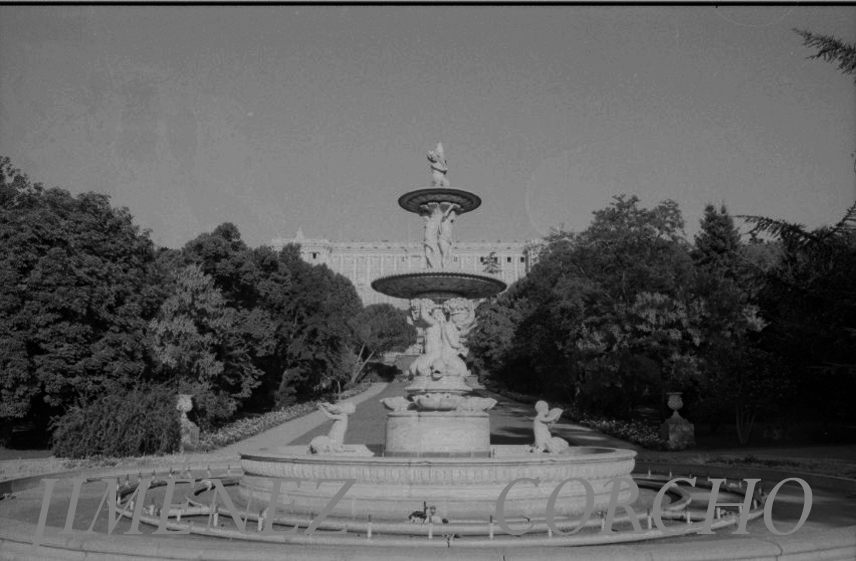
[239,444,637,522]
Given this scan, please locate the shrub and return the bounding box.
[51,384,180,458]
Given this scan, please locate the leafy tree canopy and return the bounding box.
[0,157,163,430]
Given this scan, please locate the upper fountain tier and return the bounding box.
[371,271,505,301]
[372,142,506,300]
[398,188,481,215]
[399,141,481,214]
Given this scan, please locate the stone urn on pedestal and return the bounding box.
[659,391,695,450]
[176,394,199,452]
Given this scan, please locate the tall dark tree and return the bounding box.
[693,204,742,269]
[794,29,856,81]
[733,29,856,428]
[174,226,363,410]
[273,250,362,402]
[149,264,262,428]
[743,204,856,426]
[689,204,782,443]
[471,195,700,418]
[0,157,164,442]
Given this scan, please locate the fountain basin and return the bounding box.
[398,187,482,214]
[240,446,636,522]
[371,271,506,301]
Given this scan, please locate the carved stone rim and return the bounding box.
[398,188,482,214]
[240,445,636,466]
[371,271,507,299]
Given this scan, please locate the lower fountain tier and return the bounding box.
[239,445,636,521]
[385,410,490,457]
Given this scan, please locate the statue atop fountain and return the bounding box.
[427,142,449,187]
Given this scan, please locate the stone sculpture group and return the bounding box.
[420,202,459,270]
[420,143,460,270]
[407,297,475,380]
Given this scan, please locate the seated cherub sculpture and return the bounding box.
[530,400,570,454]
[309,401,356,454]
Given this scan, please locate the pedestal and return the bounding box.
[385,410,490,457]
[660,415,695,450]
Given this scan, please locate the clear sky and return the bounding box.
[1,6,854,249]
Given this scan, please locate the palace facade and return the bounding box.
[270,229,540,307]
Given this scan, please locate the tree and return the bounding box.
[273,251,362,401]
[794,29,856,82]
[742,204,856,426]
[690,204,780,443]
[175,225,363,409]
[148,264,262,428]
[729,29,856,429]
[349,304,416,387]
[693,204,742,269]
[0,158,163,442]
[471,195,700,417]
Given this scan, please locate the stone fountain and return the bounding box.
[4,145,837,559]
[239,144,636,527]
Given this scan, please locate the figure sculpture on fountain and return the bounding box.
[408,298,474,381]
[427,142,449,187]
[420,203,442,269]
[309,401,356,454]
[530,400,571,454]
[438,203,459,269]
[441,297,475,376]
[421,202,458,270]
[408,299,445,379]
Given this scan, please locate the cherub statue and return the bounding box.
[530,400,570,454]
[309,401,356,454]
[427,142,449,187]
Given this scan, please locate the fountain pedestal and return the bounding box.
[385,410,490,457]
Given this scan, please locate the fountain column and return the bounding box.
[372,143,506,457]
